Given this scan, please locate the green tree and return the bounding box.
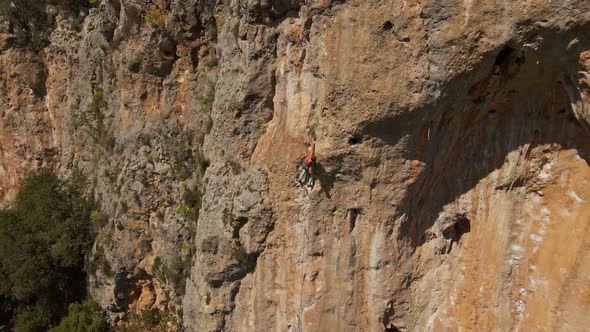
[0,172,96,331]
[49,300,107,332]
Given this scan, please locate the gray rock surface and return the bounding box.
[1,0,590,331]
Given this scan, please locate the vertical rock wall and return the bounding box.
[1,0,590,331]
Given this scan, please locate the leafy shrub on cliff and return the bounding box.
[70,90,116,153]
[0,172,97,331]
[145,9,164,27]
[176,204,196,219]
[180,186,202,221]
[155,256,184,291]
[198,80,216,110]
[207,24,218,41]
[153,252,192,294]
[198,94,215,109]
[49,300,107,332]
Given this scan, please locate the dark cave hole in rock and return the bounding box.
[190,46,200,64]
[385,327,402,332]
[382,301,401,332]
[349,208,361,232]
[495,45,515,67]
[443,215,471,243]
[348,135,361,145]
[493,45,525,73]
[128,61,141,73]
[473,96,486,105]
[232,216,248,239]
[382,21,393,32]
[208,278,223,288]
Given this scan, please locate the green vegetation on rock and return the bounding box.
[0,172,98,331]
[198,80,216,110]
[49,300,107,332]
[70,90,116,154]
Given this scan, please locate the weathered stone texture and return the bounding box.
[1,0,590,331]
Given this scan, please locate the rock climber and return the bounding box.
[297,142,317,189]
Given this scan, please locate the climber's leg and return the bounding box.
[306,174,315,188]
[297,164,308,183]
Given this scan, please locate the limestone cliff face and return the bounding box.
[2,0,590,331]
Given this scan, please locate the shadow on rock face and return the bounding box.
[314,162,334,199]
[359,31,590,249]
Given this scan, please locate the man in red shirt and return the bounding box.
[297,143,317,188]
